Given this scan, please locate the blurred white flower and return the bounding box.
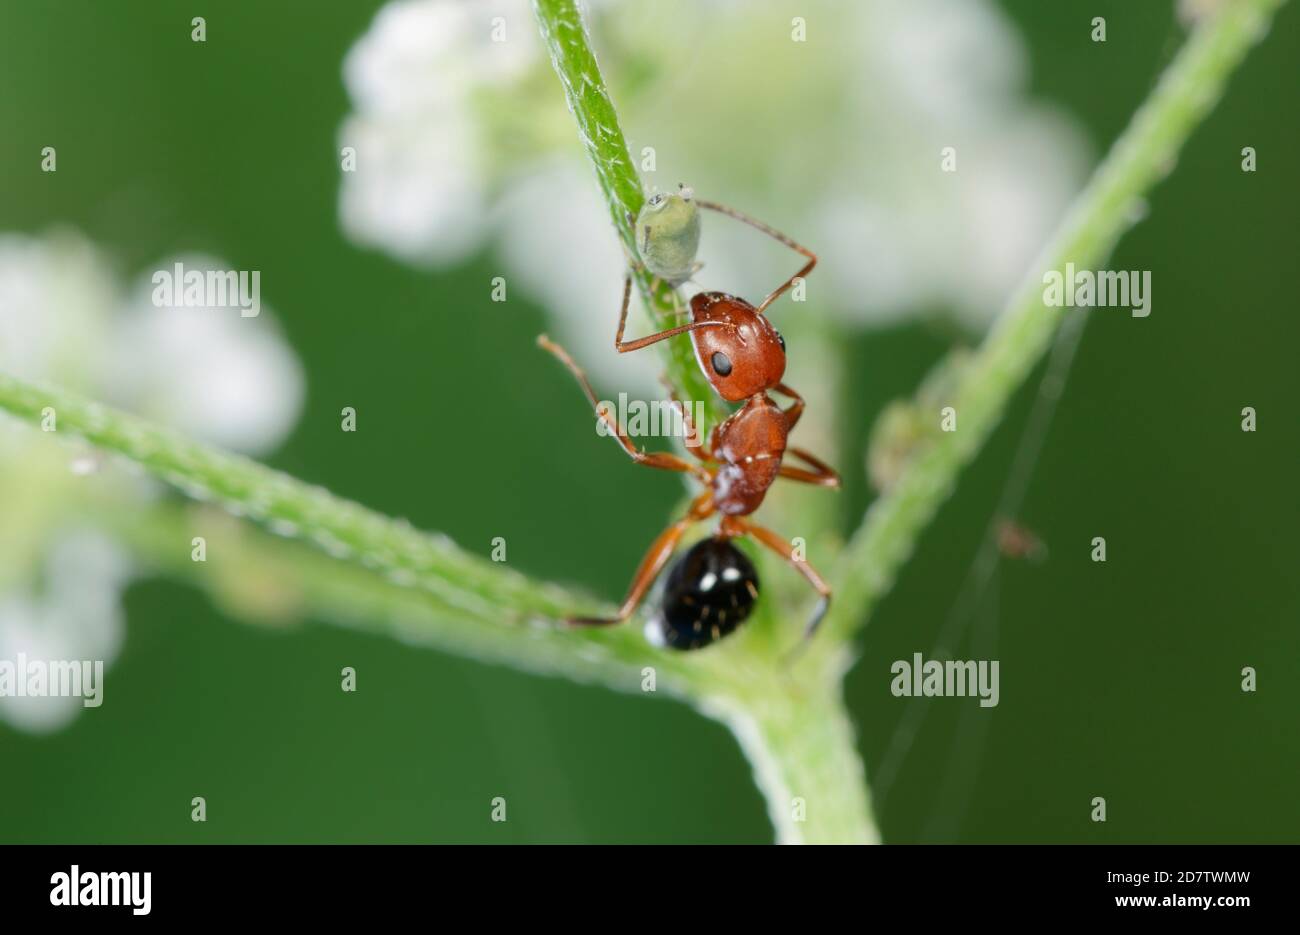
[106,256,303,455]
[338,0,1090,384]
[494,162,662,391]
[0,234,304,457]
[812,0,1089,329]
[0,232,115,393]
[0,530,129,733]
[338,114,485,266]
[0,231,304,733]
[338,0,534,265]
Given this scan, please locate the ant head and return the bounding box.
[635,184,701,284]
[689,292,786,402]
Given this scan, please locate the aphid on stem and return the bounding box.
[629,183,817,316]
[633,184,701,288]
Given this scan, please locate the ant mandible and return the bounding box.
[538,190,838,647]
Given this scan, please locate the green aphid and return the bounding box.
[634,185,702,286]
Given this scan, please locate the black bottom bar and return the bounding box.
[0,843,1289,921]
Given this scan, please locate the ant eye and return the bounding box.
[711,351,733,376]
[776,332,786,352]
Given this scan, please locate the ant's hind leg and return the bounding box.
[537,335,712,483]
[569,492,715,626]
[724,517,832,641]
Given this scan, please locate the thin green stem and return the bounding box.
[532,0,725,434]
[0,375,705,693]
[825,0,1286,641]
[702,652,878,844]
[108,495,706,695]
[531,0,877,845]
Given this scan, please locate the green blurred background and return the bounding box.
[1,0,1296,843]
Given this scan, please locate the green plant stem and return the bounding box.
[825,0,1286,641]
[703,653,878,844]
[100,481,873,842]
[531,0,877,845]
[0,376,706,693]
[531,0,725,434]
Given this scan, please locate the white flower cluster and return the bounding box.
[337,0,534,265]
[0,231,304,732]
[336,0,1089,389]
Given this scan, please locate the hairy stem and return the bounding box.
[0,376,707,692]
[531,0,877,845]
[703,652,878,844]
[532,0,726,433]
[826,0,1286,641]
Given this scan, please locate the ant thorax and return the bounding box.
[710,396,788,516]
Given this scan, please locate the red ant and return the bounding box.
[538,199,838,648]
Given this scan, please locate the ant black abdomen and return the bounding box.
[651,537,760,651]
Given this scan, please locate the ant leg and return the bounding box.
[537,335,713,483]
[658,377,713,464]
[612,274,731,353]
[723,516,831,641]
[767,383,838,486]
[778,447,841,488]
[629,265,687,317]
[570,492,716,626]
[696,200,817,315]
[771,382,805,431]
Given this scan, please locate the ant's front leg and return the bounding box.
[537,335,713,483]
[569,491,716,626]
[612,274,729,353]
[722,516,832,641]
[695,200,816,315]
